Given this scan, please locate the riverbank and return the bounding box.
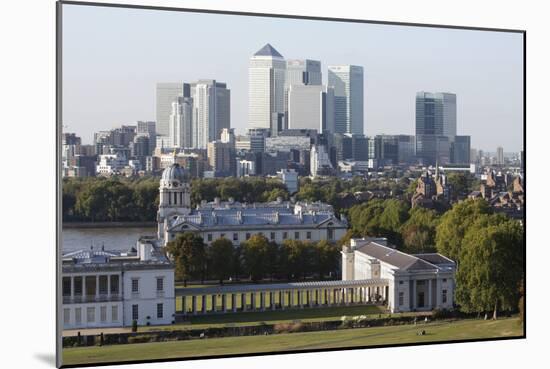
[62,221,156,229]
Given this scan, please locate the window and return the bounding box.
[270,232,275,240]
[294,232,300,240]
[399,281,404,285]
[328,228,334,240]
[75,308,82,324]
[442,289,448,304]
[111,306,118,322]
[100,306,107,322]
[132,304,139,320]
[62,277,71,297]
[306,231,312,240]
[63,308,70,324]
[398,292,404,306]
[207,234,212,242]
[74,276,82,296]
[86,307,95,323]
[157,303,164,319]
[99,275,108,295]
[442,278,447,283]
[156,277,164,292]
[131,278,139,293]
[233,233,239,241]
[220,233,225,238]
[110,275,119,295]
[283,232,288,240]
[246,233,251,240]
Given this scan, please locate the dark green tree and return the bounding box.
[207,237,234,284]
[241,234,269,282]
[166,232,206,286]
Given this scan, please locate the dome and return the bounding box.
[161,163,187,187]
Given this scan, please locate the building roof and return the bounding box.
[352,239,454,272]
[254,43,283,58]
[176,278,389,296]
[161,163,187,183]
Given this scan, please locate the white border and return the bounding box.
[1,1,544,369]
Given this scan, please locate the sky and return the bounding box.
[62,4,524,152]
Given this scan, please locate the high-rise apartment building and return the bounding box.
[248,44,286,136]
[328,65,364,135]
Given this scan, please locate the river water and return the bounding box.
[62,227,157,252]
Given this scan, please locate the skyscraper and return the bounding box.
[328,65,364,135]
[137,121,156,155]
[191,80,231,149]
[156,83,186,137]
[415,92,457,165]
[496,146,504,165]
[284,59,322,132]
[451,135,471,164]
[168,97,193,149]
[287,84,334,132]
[248,44,286,136]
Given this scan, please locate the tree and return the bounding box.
[455,215,524,319]
[207,238,234,284]
[241,234,269,282]
[314,240,340,279]
[446,172,469,199]
[166,232,206,286]
[435,199,491,262]
[280,240,313,280]
[378,199,410,246]
[400,207,439,254]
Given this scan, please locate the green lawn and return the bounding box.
[63,317,523,366]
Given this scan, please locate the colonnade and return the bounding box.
[177,281,389,315]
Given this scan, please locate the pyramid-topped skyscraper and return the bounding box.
[248,44,286,136]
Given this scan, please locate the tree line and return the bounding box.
[166,233,341,286]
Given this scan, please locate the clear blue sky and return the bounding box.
[62,4,524,152]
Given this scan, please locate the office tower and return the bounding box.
[131,135,150,169]
[137,121,156,155]
[285,59,322,86]
[451,135,471,164]
[168,96,194,149]
[415,91,457,165]
[397,135,416,164]
[248,128,269,153]
[328,65,364,135]
[287,85,334,132]
[415,92,457,138]
[191,80,231,149]
[156,83,187,136]
[220,128,235,147]
[496,146,504,165]
[248,44,286,136]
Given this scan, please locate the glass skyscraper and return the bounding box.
[328,65,364,135]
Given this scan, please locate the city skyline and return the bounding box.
[62,5,523,151]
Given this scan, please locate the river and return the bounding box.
[62,227,157,252]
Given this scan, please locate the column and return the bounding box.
[299,290,304,308]
[290,290,295,307]
[428,279,432,309]
[327,289,331,306]
[412,280,417,310]
[201,295,207,314]
[367,287,371,303]
[271,292,276,310]
[182,296,187,315]
[260,292,266,311]
[350,288,354,304]
[222,295,227,313]
[241,293,247,312]
[231,294,237,313]
[70,276,74,301]
[192,296,197,315]
[281,291,285,310]
[344,288,349,305]
[96,275,99,299]
[82,276,86,302]
[211,295,217,313]
[106,275,110,299]
[251,292,256,310]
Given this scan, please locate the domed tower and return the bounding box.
[157,163,191,239]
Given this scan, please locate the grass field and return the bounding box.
[63,317,523,366]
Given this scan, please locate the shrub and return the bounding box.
[131,319,138,333]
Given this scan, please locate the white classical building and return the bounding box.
[61,239,175,330]
[157,163,348,246]
[342,238,455,313]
